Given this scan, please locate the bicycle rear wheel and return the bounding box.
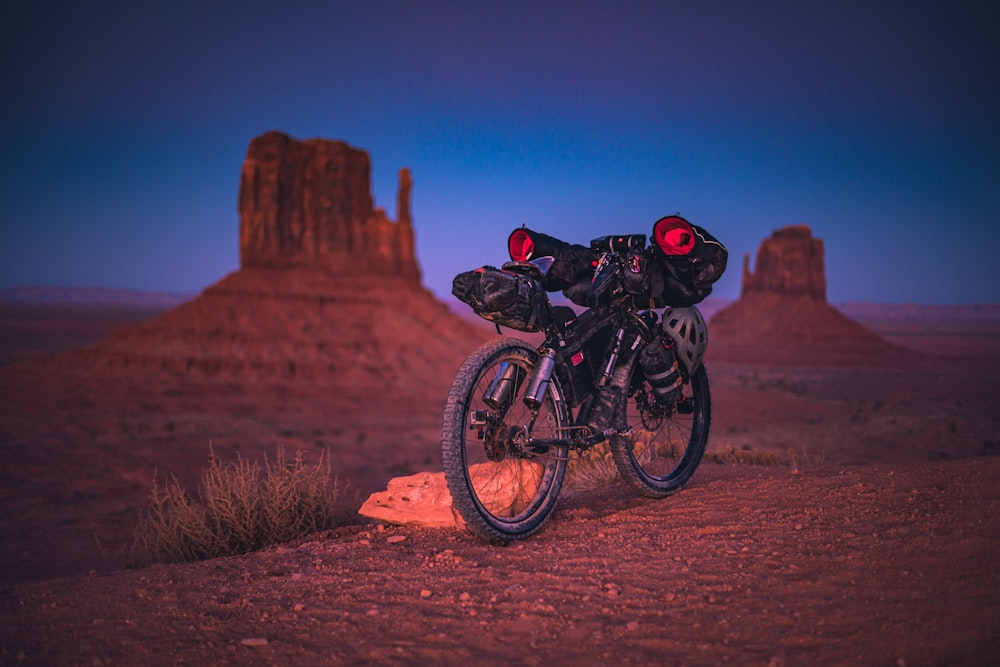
[611,364,711,497]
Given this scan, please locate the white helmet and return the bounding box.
[661,306,708,374]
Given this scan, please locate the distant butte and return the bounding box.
[239,131,420,280]
[710,225,912,365]
[741,224,826,300]
[61,131,485,382]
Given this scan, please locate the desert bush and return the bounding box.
[703,443,786,466]
[564,441,619,493]
[565,439,790,494]
[129,448,349,567]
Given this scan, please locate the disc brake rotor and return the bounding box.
[484,424,527,462]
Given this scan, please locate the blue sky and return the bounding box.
[2,0,998,304]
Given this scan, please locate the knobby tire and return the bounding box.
[441,338,570,543]
[611,364,711,498]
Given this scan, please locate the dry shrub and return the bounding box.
[564,441,619,493]
[129,448,350,567]
[566,438,789,494]
[703,443,786,466]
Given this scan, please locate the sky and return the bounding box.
[2,0,998,305]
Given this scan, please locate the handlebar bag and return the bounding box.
[508,227,596,292]
[649,216,728,307]
[452,266,548,332]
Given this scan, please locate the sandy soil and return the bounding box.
[2,459,997,666]
[0,302,998,665]
[0,304,171,366]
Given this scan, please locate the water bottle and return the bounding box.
[640,338,682,403]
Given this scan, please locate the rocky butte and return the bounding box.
[710,225,909,364]
[239,131,419,280]
[68,131,486,384]
[741,225,826,300]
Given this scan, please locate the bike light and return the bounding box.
[653,216,696,256]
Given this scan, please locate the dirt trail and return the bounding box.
[3,458,997,667]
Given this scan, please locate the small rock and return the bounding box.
[420,589,432,598]
[239,638,268,647]
[293,603,305,612]
[626,621,639,631]
[366,608,380,616]
[387,535,407,544]
[459,592,471,602]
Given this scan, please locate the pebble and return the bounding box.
[626,621,640,631]
[239,637,268,647]
[420,589,432,598]
[387,535,407,544]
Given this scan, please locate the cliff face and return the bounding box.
[742,225,826,301]
[238,131,420,280]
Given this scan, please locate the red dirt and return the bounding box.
[2,460,997,666]
[0,302,998,665]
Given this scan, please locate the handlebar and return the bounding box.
[590,234,647,254]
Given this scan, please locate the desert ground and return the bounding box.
[0,298,998,665]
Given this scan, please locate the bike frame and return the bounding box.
[494,260,661,454]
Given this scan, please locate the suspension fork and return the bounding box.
[522,347,558,410]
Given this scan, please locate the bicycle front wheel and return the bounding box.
[441,337,570,543]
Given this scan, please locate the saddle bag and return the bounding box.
[452,266,549,332]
